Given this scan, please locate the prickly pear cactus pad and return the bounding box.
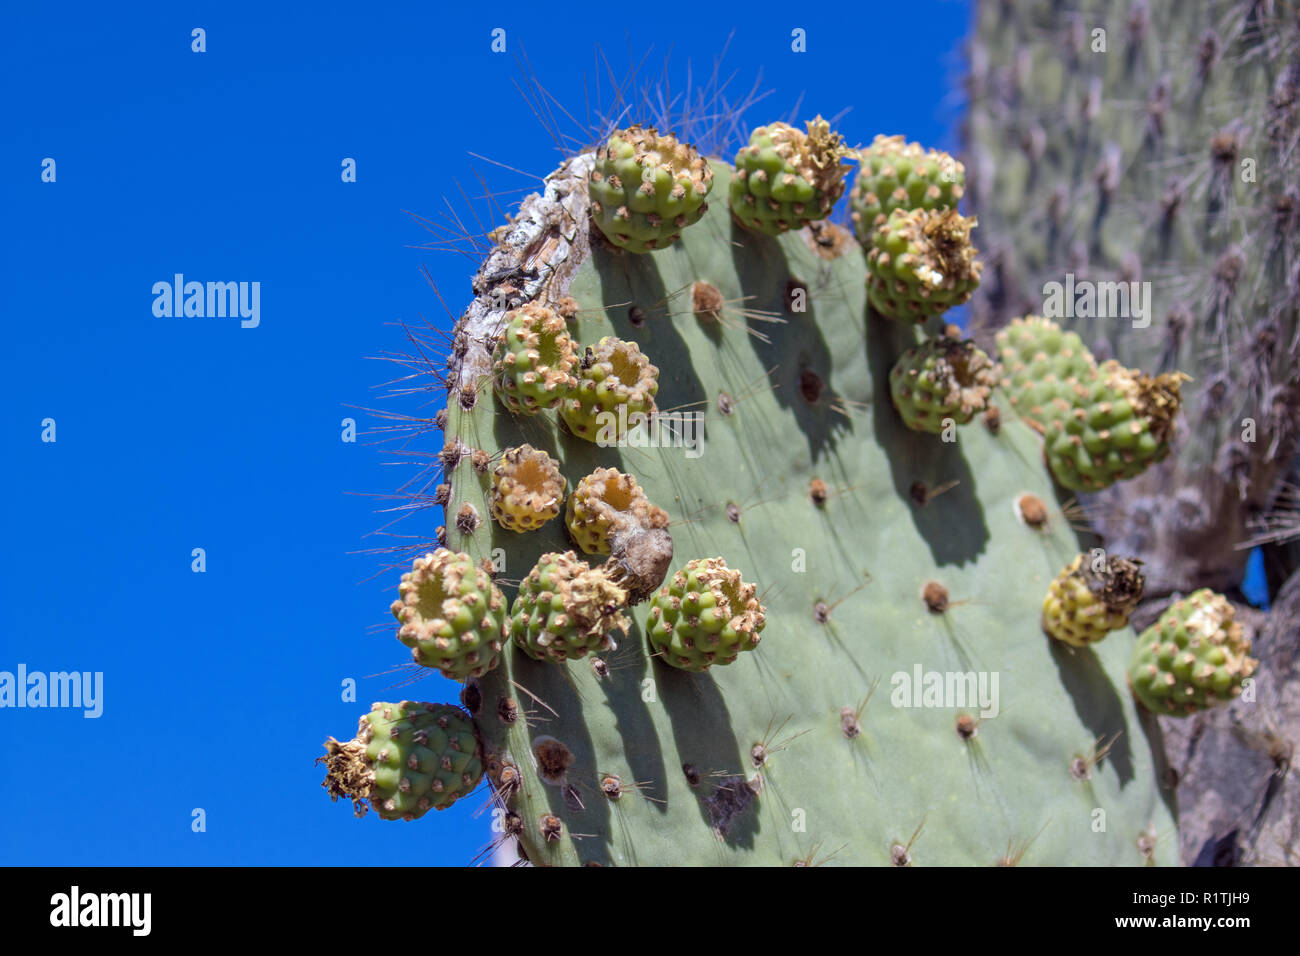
[339,117,1184,863]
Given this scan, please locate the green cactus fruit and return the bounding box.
[646,557,766,671]
[391,549,507,680]
[850,134,966,242]
[729,117,852,236]
[511,551,630,663]
[866,207,983,322]
[492,302,579,415]
[1043,362,1189,492]
[566,466,669,556]
[559,336,659,442]
[490,444,566,532]
[1042,552,1145,647]
[588,125,713,253]
[319,701,482,820]
[889,334,1000,434]
[994,316,1097,431]
[1128,590,1259,716]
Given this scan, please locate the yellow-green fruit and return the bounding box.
[490,444,566,532]
[560,336,659,442]
[511,551,630,663]
[866,207,983,322]
[1042,553,1145,647]
[391,549,507,680]
[566,467,670,555]
[1128,590,1259,717]
[320,701,482,820]
[729,117,852,236]
[492,302,579,415]
[646,557,766,671]
[589,125,713,253]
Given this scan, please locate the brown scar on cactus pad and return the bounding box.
[922,580,950,614]
[706,774,764,839]
[532,735,575,785]
[1014,492,1049,529]
[955,713,978,741]
[692,280,725,322]
[490,444,566,532]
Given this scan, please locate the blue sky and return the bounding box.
[1,1,971,864]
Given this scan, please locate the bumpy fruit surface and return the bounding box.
[1043,362,1188,491]
[560,336,659,441]
[589,126,713,253]
[995,316,1097,430]
[889,335,999,434]
[850,134,965,240]
[391,549,507,680]
[320,701,482,820]
[866,207,982,321]
[647,557,766,671]
[490,444,566,532]
[511,551,629,663]
[1042,553,1145,647]
[1128,590,1258,716]
[492,303,579,415]
[566,466,669,555]
[729,117,851,235]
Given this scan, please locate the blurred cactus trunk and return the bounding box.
[964,0,1300,598]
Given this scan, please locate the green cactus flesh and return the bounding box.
[415,150,1179,866]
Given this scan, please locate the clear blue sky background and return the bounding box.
[1,1,974,864]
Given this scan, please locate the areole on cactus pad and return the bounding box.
[319,96,1235,866]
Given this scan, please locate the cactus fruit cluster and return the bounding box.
[320,74,1276,863]
[966,0,1300,597]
